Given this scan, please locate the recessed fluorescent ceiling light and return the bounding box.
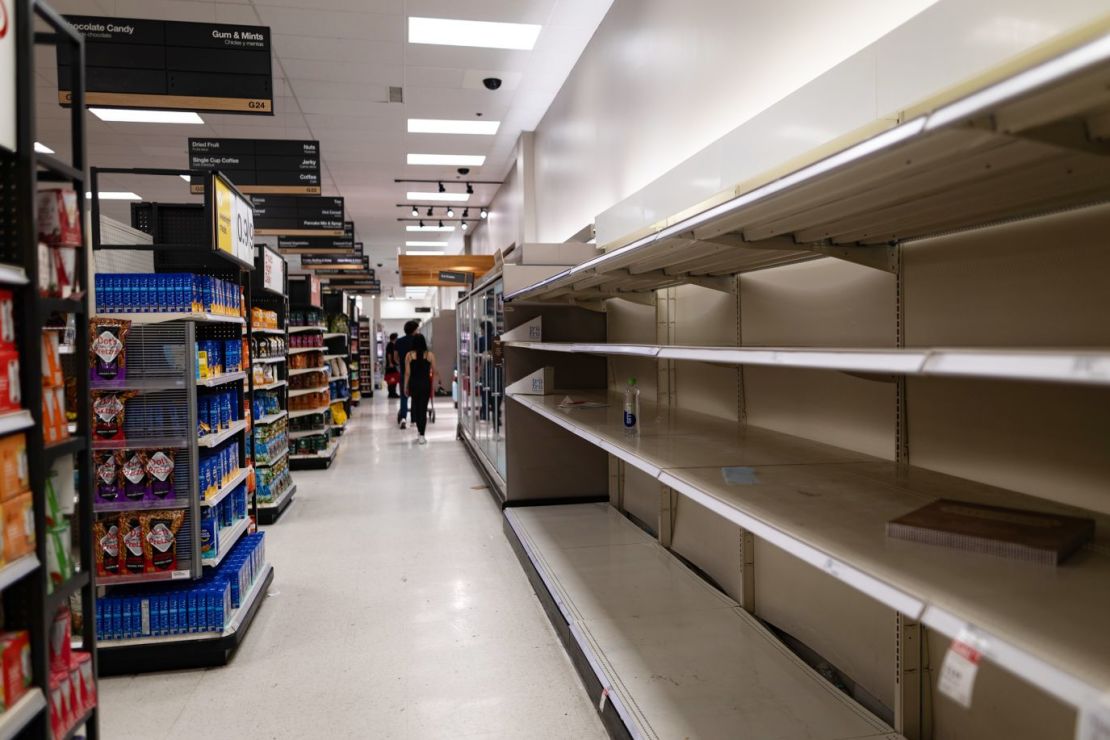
[406,225,455,232]
[409,17,541,50]
[407,119,500,135]
[86,191,141,200]
[406,191,469,202]
[34,142,54,154]
[405,241,449,247]
[407,153,486,166]
[405,250,445,255]
[91,108,204,124]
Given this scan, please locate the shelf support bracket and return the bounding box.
[610,292,657,307]
[738,529,755,614]
[895,613,923,740]
[659,484,676,549]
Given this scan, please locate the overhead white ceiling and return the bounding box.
[32,0,613,294]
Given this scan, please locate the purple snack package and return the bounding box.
[89,318,131,382]
[94,451,121,503]
[147,450,176,499]
[120,450,151,501]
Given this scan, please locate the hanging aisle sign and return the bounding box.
[258,245,286,295]
[252,195,344,237]
[300,255,366,269]
[276,236,354,254]
[0,0,15,153]
[188,138,320,195]
[212,173,255,268]
[58,16,273,114]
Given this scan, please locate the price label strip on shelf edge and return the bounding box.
[1077,694,1110,740]
[938,627,988,709]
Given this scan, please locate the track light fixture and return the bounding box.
[437,181,445,193]
[411,206,419,217]
[426,206,434,217]
[419,219,425,227]
[461,221,469,231]
[438,220,445,228]
[463,208,469,218]
[480,208,488,219]
[446,206,455,217]
[466,182,474,195]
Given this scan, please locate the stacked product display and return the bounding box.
[358,318,374,398]
[348,318,360,405]
[89,168,273,674]
[287,301,338,469]
[249,248,294,524]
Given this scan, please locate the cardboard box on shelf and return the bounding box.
[42,387,67,445]
[37,189,81,248]
[0,349,21,414]
[0,630,31,711]
[0,433,29,501]
[2,492,34,562]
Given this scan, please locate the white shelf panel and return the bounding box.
[506,504,897,739]
[200,467,250,508]
[323,332,348,340]
[251,327,285,336]
[106,311,244,325]
[0,410,34,437]
[0,263,29,287]
[254,380,288,391]
[329,373,349,381]
[509,389,1110,710]
[0,555,39,593]
[198,419,248,448]
[288,385,329,397]
[202,517,250,568]
[506,35,1110,303]
[288,405,330,419]
[288,366,325,376]
[254,355,286,365]
[0,688,47,740]
[289,428,327,439]
[288,346,324,355]
[324,354,345,361]
[198,370,247,388]
[255,410,288,425]
[508,343,1110,386]
[288,325,325,334]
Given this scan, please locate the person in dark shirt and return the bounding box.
[394,320,419,428]
[385,332,399,398]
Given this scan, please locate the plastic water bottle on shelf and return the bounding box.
[623,377,640,436]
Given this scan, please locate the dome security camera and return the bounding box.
[482,77,502,91]
[457,167,470,176]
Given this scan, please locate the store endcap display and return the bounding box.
[505,367,554,396]
[500,316,541,343]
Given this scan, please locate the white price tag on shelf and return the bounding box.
[1077,695,1110,740]
[938,628,987,708]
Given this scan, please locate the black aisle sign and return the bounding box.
[277,236,354,254]
[59,17,273,114]
[188,139,320,195]
[254,195,344,236]
[300,255,366,269]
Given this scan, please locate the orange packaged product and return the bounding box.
[42,386,67,444]
[2,492,34,562]
[0,348,20,414]
[42,332,65,388]
[0,433,29,501]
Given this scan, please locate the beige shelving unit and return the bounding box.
[474,24,1110,740]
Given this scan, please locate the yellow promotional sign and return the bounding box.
[214,176,234,256]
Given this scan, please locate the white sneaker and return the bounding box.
[418,435,427,445]
[399,419,406,429]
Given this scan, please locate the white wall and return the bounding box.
[470,133,535,255]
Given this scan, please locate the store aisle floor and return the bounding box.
[100,395,606,740]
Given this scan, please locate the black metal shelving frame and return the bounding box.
[251,248,294,525]
[287,277,336,471]
[6,1,98,737]
[88,167,272,674]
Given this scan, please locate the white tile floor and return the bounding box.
[100,396,606,740]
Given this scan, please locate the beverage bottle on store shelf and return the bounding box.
[623,377,640,437]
